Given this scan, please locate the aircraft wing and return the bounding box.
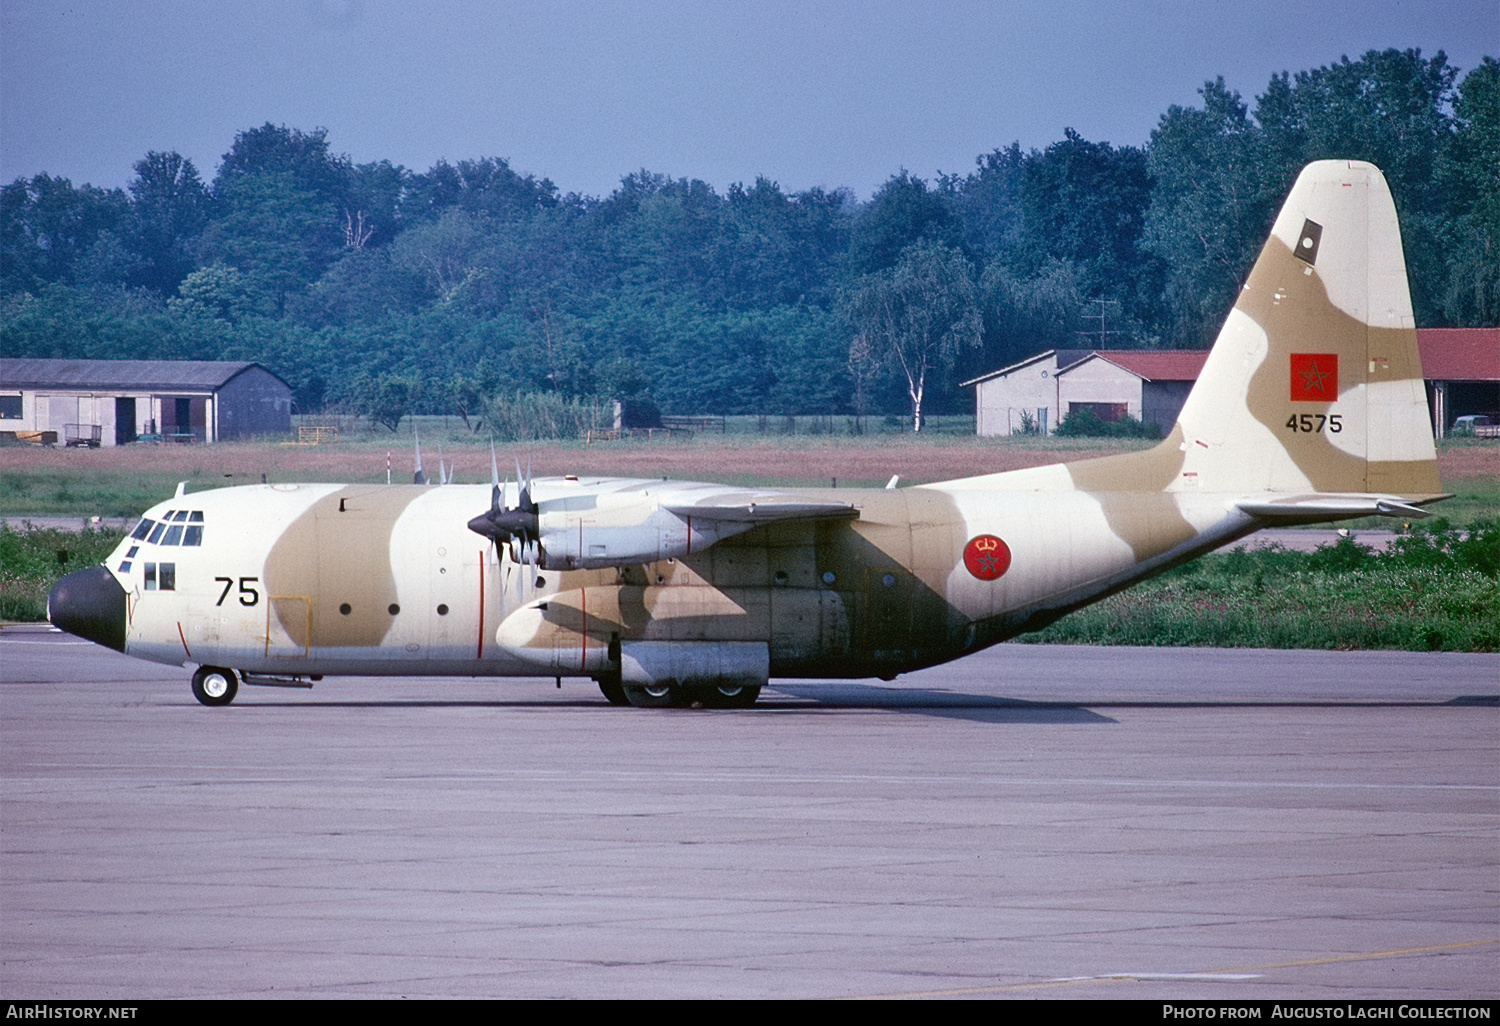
[662,497,859,524]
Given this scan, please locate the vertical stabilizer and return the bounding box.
[1171,160,1439,497]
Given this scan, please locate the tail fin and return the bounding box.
[1172,160,1440,498]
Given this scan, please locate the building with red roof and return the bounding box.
[964,329,1496,438]
[1419,328,1499,437]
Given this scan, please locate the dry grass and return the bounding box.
[0,434,1155,489]
[1,434,1495,516]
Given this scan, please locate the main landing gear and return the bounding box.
[596,672,762,709]
[191,666,239,706]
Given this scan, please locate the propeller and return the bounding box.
[412,425,427,485]
[468,447,542,603]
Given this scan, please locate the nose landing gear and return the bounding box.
[191,666,239,706]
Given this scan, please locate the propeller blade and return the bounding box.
[412,425,426,485]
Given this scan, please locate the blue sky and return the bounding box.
[2,0,1494,200]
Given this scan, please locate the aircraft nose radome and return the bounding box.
[48,565,127,653]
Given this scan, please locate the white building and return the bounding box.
[0,360,293,446]
[963,349,1208,436]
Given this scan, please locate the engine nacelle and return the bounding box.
[535,507,736,570]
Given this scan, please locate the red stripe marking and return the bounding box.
[176,621,192,659]
[476,549,485,659]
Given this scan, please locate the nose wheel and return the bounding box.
[191,666,239,706]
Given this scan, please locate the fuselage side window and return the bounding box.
[159,563,176,590]
[144,563,157,590]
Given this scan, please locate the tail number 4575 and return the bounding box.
[1286,413,1342,433]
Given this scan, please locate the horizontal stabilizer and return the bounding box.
[1236,494,1447,522]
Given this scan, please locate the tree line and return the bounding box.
[2,49,1494,430]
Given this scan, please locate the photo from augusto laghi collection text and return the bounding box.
[1161,1005,1494,1020]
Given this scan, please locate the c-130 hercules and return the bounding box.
[50,161,1445,708]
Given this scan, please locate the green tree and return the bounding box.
[977,257,1084,372]
[846,171,963,276]
[0,174,130,292]
[1144,79,1281,346]
[199,172,338,314]
[126,151,211,293]
[838,242,981,431]
[353,373,418,432]
[1435,58,1500,325]
[1018,129,1159,324]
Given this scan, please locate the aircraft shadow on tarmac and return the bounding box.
[240,683,1118,724]
[166,682,1493,723]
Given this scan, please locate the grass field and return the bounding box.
[4,430,1496,649]
[2,427,1495,517]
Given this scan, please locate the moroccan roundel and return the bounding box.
[963,534,1011,581]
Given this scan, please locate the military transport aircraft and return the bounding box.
[48,161,1445,708]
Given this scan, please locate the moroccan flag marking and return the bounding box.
[1290,353,1338,402]
[963,534,1012,581]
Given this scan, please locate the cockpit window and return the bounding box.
[138,511,204,546]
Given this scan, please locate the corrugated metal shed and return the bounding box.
[0,359,287,392]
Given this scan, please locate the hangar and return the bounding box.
[965,328,1498,438]
[0,359,293,446]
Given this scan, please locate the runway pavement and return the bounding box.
[2,625,1496,1000]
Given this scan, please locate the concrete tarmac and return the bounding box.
[2,626,1496,1000]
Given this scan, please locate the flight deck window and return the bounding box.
[189,511,203,522]
[162,525,183,546]
[183,525,202,546]
[131,520,155,541]
[172,510,189,522]
[147,523,167,544]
